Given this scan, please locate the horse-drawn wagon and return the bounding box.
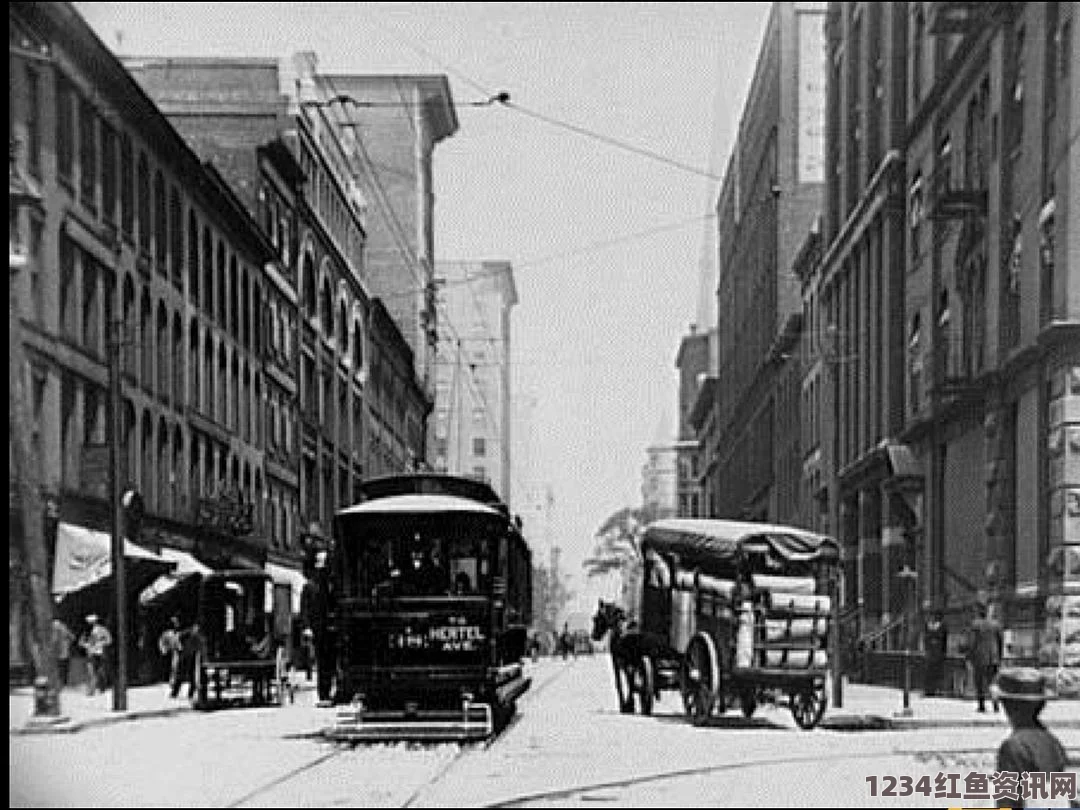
[592,519,840,730]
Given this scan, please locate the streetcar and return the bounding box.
[325,473,533,742]
[593,518,839,730]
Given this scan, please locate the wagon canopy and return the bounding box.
[641,518,839,575]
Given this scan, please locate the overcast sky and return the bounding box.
[76,2,772,600]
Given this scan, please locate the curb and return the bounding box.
[11,705,193,736]
[821,712,1080,732]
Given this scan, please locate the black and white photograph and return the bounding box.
[8,2,1080,807]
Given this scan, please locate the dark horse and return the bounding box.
[591,600,656,714]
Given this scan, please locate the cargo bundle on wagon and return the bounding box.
[592,518,840,730]
[323,474,533,742]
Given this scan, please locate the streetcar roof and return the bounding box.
[336,493,504,517]
[642,518,839,568]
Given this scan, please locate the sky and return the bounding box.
[75,2,772,604]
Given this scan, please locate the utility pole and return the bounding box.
[9,139,62,721]
[108,316,128,711]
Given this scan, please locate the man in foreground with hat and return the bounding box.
[992,667,1070,808]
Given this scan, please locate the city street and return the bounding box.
[12,655,1079,808]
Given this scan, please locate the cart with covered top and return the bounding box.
[191,569,290,709]
[611,519,840,730]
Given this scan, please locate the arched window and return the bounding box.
[189,319,200,408]
[253,373,262,444]
[141,412,154,515]
[216,244,226,327]
[352,318,363,374]
[153,171,166,272]
[302,249,316,318]
[338,300,348,357]
[230,354,240,432]
[172,313,183,406]
[137,154,150,253]
[229,256,239,339]
[169,187,182,287]
[202,229,213,315]
[217,344,227,424]
[122,276,136,379]
[241,363,250,442]
[189,433,200,501]
[252,282,262,356]
[187,212,199,305]
[156,302,169,402]
[203,335,214,418]
[140,290,153,392]
[157,417,169,515]
[320,275,333,337]
[173,425,184,513]
[241,268,251,350]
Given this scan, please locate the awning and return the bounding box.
[140,548,213,606]
[266,562,307,614]
[52,522,175,597]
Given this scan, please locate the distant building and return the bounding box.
[642,413,678,520]
[675,323,714,517]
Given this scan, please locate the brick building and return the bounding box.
[709,1,828,524]
[9,2,281,680]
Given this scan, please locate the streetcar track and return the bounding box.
[223,746,346,808]
[400,659,580,808]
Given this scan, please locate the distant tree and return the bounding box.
[584,504,658,618]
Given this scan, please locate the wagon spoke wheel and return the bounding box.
[633,657,655,716]
[681,633,718,725]
[791,684,827,730]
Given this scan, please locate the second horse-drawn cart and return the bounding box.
[593,519,840,730]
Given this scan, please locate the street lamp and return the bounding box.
[9,138,65,724]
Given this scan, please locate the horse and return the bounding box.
[591,599,656,714]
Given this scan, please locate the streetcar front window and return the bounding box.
[336,516,497,599]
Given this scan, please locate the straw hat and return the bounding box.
[991,667,1056,702]
[85,613,100,624]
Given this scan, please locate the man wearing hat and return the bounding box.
[993,667,1069,808]
[79,614,113,696]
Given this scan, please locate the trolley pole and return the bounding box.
[108,318,128,712]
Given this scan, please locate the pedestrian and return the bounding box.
[80,614,112,696]
[302,548,336,706]
[966,601,1004,713]
[51,618,75,688]
[300,627,315,682]
[923,609,948,697]
[158,616,183,698]
[992,667,1070,809]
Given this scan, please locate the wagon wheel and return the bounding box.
[740,688,757,719]
[275,647,288,707]
[632,656,655,716]
[681,633,718,724]
[791,683,828,730]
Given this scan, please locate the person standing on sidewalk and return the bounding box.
[51,618,75,688]
[80,614,112,696]
[302,549,336,706]
[992,667,1070,809]
[158,616,183,698]
[923,609,948,696]
[966,602,1003,713]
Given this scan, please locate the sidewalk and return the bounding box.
[822,679,1080,731]
[9,673,318,736]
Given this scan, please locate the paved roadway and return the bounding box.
[10,655,1080,808]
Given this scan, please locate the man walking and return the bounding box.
[923,609,948,697]
[51,618,75,688]
[158,616,183,697]
[966,602,1003,713]
[80,614,112,696]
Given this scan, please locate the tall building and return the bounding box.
[124,55,438,555]
[9,2,282,680]
[675,323,714,517]
[709,1,828,523]
[818,2,912,643]
[430,260,518,504]
[818,1,1079,666]
[290,66,459,398]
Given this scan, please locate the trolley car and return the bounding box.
[191,569,290,709]
[326,473,533,742]
[594,519,839,730]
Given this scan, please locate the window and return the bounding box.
[169,188,183,288]
[59,235,77,340]
[29,216,44,325]
[472,466,487,483]
[25,66,41,178]
[101,122,117,225]
[137,155,150,253]
[120,135,134,238]
[908,313,923,415]
[472,437,486,457]
[154,172,166,272]
[908,173,924,261]
[56,76,74,185]
[79,98,96,209]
